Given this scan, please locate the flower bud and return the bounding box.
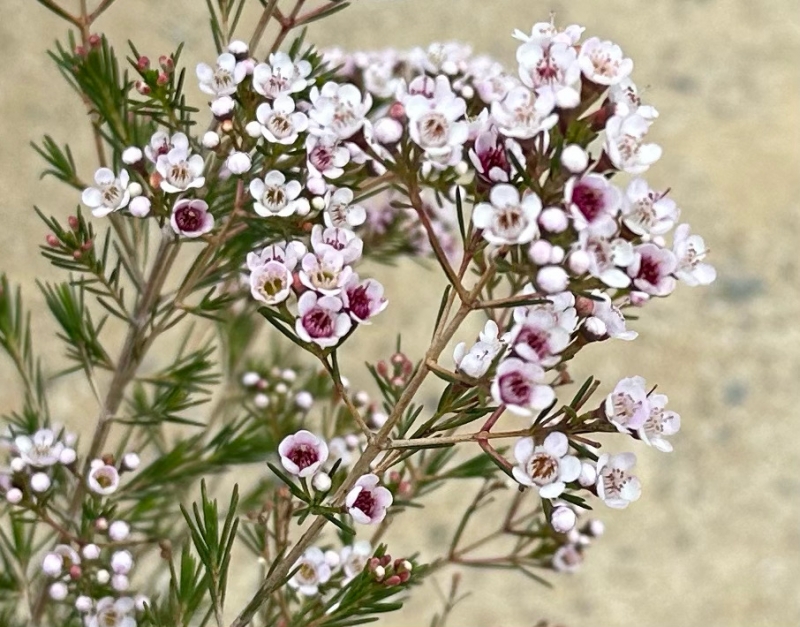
[94,517,108,531]
[372,565,385,580]
[202,131,221,149]
[549,246,565,264]
[384,574,402,586]
[324,549,340,568]
[156,71,169,86]
[568,250,590,275]
[588,519,605,537]
[244,121,262,138]
[108,520,130,542]
[225,151,251,175]
[227,39,249,61]
[46,234,59,247]
[127,182,143,198]
[311,196,326,211]
[134,80,151,96]
[578,462,597,487]
[122,452,140,471]
[82,544,100,560]
[112,574,130,591]
[49,582,68,601]
[211,96,236,120]
[241,371,260,387]
[560,144,589,173]
[42,553,63,577]
[95,569,110,584]
[59,448,77,465]
[10,457,26,472]
[536,265,569,293]
[253,393,270,409]
[550,506,577,533]
[373,117,403,144]
[75,595,93,613]
[295,391,313,410]
[31,472,51,492]
[275,383,288,395]
[136,56,150,71]
[584,317,607,337]
[134,595,150,612]
[68,215,79,230]
[539,207,568,233]
[312,472,332,492]
[529,239,552,265]
[5,488,22,504]
[281,369,297,382]
[629,291,650,307]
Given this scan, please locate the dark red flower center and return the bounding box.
[515,327,548,359]
[347,285,372,321]
[175,207,202,232]
[572,183,603,222]
[302,308,334,338]
[638,256,661,286]
[288,444,319,470]
[499,371,531,405]
[352,489,375,516]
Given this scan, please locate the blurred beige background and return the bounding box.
[2,0,799,626]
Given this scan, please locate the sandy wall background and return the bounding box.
[1,1,799,626]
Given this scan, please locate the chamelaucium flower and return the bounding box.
[13,9,720,624]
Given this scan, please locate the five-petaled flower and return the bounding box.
[595,452,642,509]
[170,199,214,238]
[278,430,329,478]
[512,432,581,498]
[81,168,131,217]
[346,474,393,525]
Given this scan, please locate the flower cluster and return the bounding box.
[1,428,76,504]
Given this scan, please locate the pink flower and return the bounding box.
[278,430,328,477]
[627,243,677,296]
[468,127,523,183]
[621,179,679,236]
[342,274,387,324]
[511,432,581,498]
[252,51,311,99]
[310,225,363,265]
[585,291,637,341]
[346,474,393,525]
[472,184,542,246]
[578,233,635,288]
[306,131,351,180]
[170,199,214,238]
[295,292,351,348]
[605,376,649,432]
[596,453,642,509]
[299,251,352,296]
[490,357,554,416]
[509,309,570,367]
[564,174,621,238]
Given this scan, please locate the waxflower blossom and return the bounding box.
[342,274,388,324]
[604,112,662,174]
[14,429,63,467]
[81,168,131,217]
[468,127,522,183]
[638,394,681,452]
[672,224,716,286]
[564,174,621,237]
[196,52,247,97]
[257,95,309,144]
[252,51,312,99]
[491,357,554,416]
[627,243,677,296]
[249,242,304,306]
[305,131,351,180]
[340,540,372,583]
[596,452,642,509]
[578,233,635,288]
[288,547,331,596]
[87,461,120,496]
[516,39,581,108]
[278,430,328,478]
[578,37,633,85]
[552,544,583,573]
[295,292,352,348]
[309,82,372,140]
[585,292,638,341]
[509,308,571,367]
[249,171,309,217]
[170,199,214,238]
[609,77,659,120]
[323,187,367,228]
[144,131,188,163]
[453,320,506,378]
[404,83,468,165]
[310,225,363,265]
[621,179,679,236]
[346,473,393,525]
[490,86,558,140]
[605,376,650,432]
[299,250,353,296]
[86,596,136,627]
[472,184,542,245]
[511,432,581,498]
[156,148,205,193]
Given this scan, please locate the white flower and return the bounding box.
[509,308,570,367]
[511,433,581,498]
[596,452,642,509]
[346,474,393,525]
[87,462,120,496]
[552,544,583,573]
[288,547,331,596]
[609,78,659,120]
[490,357,554,416]
[604,113,662,174]
[42,552,63,577]
[340,540,372,583]
[578,37,633,85]
[144,131,188,163]
[128,196,151,217]
[341,274,387,325]
[513,21,584,47]
[257,95,309,145]
[578,233,635,288]
[605,376,650,432]
[585,291,637,341]
[30,472,50,492]
[490,86,558,140]
[196,52,247,97]
[225,151,251,175]
[628,243,677,296]
[295,292,351,348]
[249,171,309,217]
[564,174,621,238]
[672,224,716,286]
[249,257,296,306]
[54,544,80,568]
[170,199,214,238]
[309,82,372,140]
[252,51,312,99]
[472,184,542,245]
[404,82,468,163]
[621,179,679,236]
[310,225,363,265]
[322,187,366,229]
[299,250,353,296]
[81,168,131,217]
[516,41,581,108]
[14,429,63,467]
[87,596,136,627]
[156,148,205,193]
[306,132,351,179]
[638,394,681,452]
[550,505,577,533]
[278,430,328,477]
[453,320,506,378]
[247,240,306,272]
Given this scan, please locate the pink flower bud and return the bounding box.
[539,207,568,233]
[568,250,591,275]
[134,80,150,95]
[46,234,59,247]
[68,215,79,230]
[137,56,150,71]
[529,240,552,265]
[536,265,569,293]
[550,506,577,533]
[49,582,68,601]
[5,488,22,504]
[156,72,169,86]
[561,144,589,173]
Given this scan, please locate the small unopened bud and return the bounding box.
[211,96,236,120]
[112,574,130,591]
[539,207,569,233]
[384,574,402,586]
[372,565,385,580]
[568,250,591,275]
[454,160,469,176]
[324,549,340,568]
[122,452,140,471]
[46,234,59,247]
[578,462,597,487]
[537,265,569,294]
[312,472,331,492]
[253,393,270,409]
[82,544,101,560]
[68,215,79,230]
[134,80,150,96]
[244,121,262,138]
[281,368,297,382]
[373,117,403,144]
[122,146,143,165]
[629,291,649,307]
[389,102,405,120]
[75,595,93,613]
[550,245,565,264]
[95,569,110,584]
[87,34,101,48]
[10,457,26,472]
[31,472,51,492]
[42,553,63,577]
[460,84,475,99]
[227,39,249,61]
[74,45,86,57]
[550,506,577,533]
[5,488,23,504]
[311,196,326,211]
[588,519,605,537]
[156,71,169,86]
[584,317,607,337]
[241,371,260,387]
[136,56,150,71]
[295,391,313,410]
[158,55,174,72]
[134,595,150,612]
[129,196,151,218]
[69,564,82,580]
[275,382,288,395]
[49,582,68,601]
[127,182,143,198]
[561,144,589,173]
[529,239,552,265]
[108,520,130,541]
